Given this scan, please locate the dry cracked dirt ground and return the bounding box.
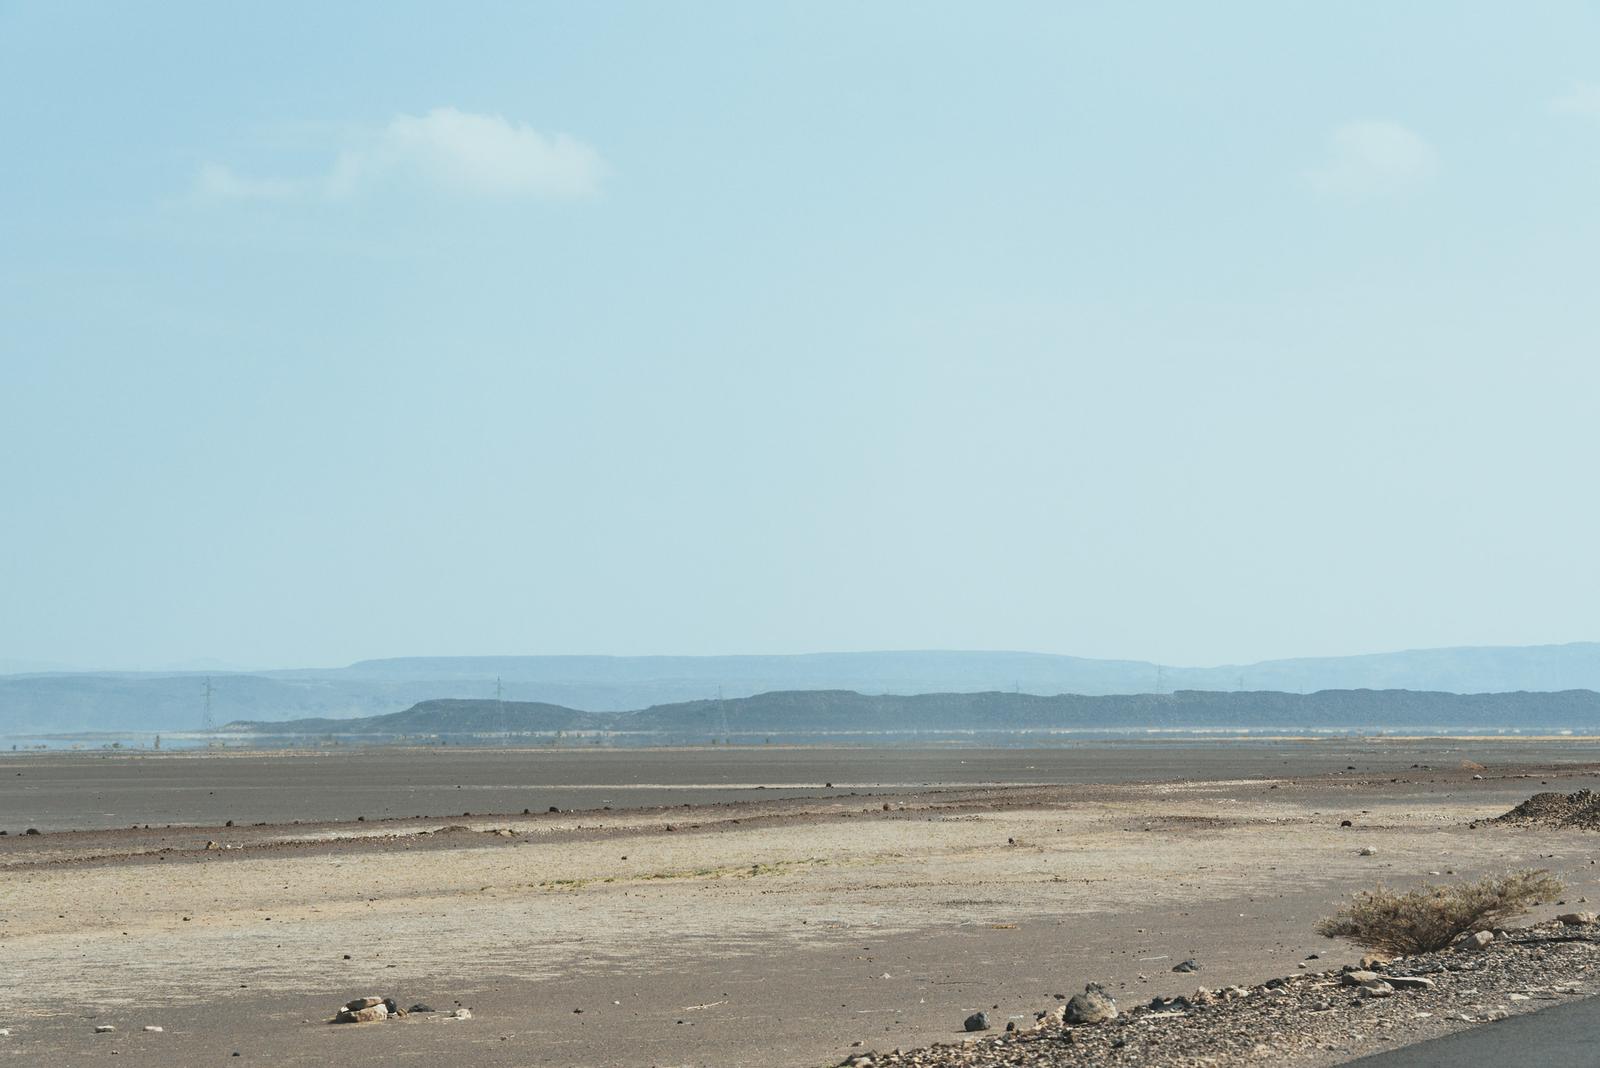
[4,749,1600,1066]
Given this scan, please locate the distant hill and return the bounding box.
[223,688,1600,741]
[5,642,1600,733]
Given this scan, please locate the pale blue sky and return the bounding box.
[3,2,1600,671]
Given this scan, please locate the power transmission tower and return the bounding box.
[496,675,506,746]
[201,676,215,732]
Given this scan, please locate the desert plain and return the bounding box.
[4,741,1600,1067]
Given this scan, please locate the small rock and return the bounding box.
[1358,846,1377,856]
[204,841,220,850]
[142,1026,163,1033]
[1342,970,1381,986]
[409,1004,435,1013]
[1172,959,1200,973]
[1459,931,1495,951]
[95,1025,116,1033]
[449,1008,472,1020]
[1064,986,1118,1024]
[1359,953,1391,969]
[1386,976,1435,991]
[1557,912,1598,925]
[1359,980,1396,998]
[345,997,383,1011]
[963,1011,991,1032]
[335,1005,388,1024]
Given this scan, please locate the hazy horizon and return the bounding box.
[6,638,1600,679]
[6,3,1600,670]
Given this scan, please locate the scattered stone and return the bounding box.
[1359,953,1391,969]
[1358,980,1395,998]
[142,1025,163,1033]
[345,997,384,1011]
[1358,846,1378,856]
[204,841,220,850]
[1558,912,1598,925]
[1341,970,1381,986]
[409,1004,435,1013]
[23,828,40,836]
[1459,931,1496,951]
[1172,959,1201,973]
[449,1008,473,1020]
[95,1025,116,1033]
[963,1011,991,1032]
[1385,977,1435,991]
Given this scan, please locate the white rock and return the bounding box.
[95,1025,116,1033]
[143,1025,164,1033]
[449,1008,472,1020]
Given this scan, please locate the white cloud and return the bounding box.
[194,162,304,201]
[1306,120,1436,198]
[194,107,606,202]
[1551,82,1600,118]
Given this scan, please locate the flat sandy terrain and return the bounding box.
[14,740,1600,831]
[4,743,1600,1066]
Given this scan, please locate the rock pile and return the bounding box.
[331,996,459,1024]
[1479,789,1600,830]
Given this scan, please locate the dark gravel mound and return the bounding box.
[1483,789,1600,830]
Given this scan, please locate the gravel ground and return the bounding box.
[840,923,1600,1068]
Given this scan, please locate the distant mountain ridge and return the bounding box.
[226,688,1600,740]
[3,642,1599,733]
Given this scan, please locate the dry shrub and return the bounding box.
[1315,869,1564,955]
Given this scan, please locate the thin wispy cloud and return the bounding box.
[1306,120,1436,198]
[1550,82,1600,118]
[194,107,607,202]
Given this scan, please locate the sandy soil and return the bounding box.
[3,751,1600,1066]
